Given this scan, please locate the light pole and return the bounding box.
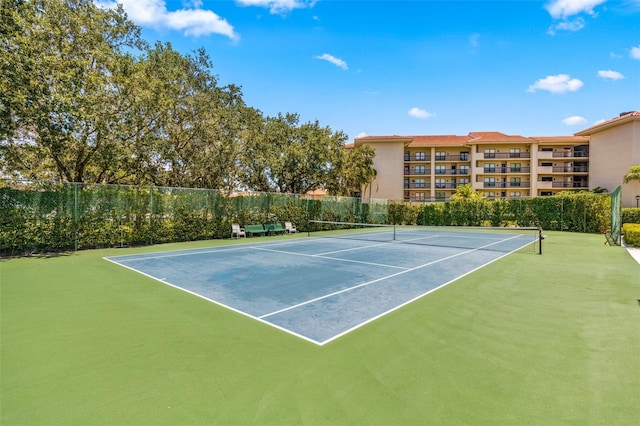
[636,195,640,208]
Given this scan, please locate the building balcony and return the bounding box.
[551,166,589,173]
[405,170,429,176]
[405,183,430,189]
[538,151,589,159]
[476,152,531,160]
[434,169,470,175]
[404,154,431,162]
[552,182,589,188]
[434,154,470,162]
[405,197,449,203]
[475,167,531,175]
[483,182,531,189]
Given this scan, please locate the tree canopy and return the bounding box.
[0,0,375,196]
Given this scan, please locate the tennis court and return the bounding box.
[105,226,539,345]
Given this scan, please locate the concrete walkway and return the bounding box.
[623,243,640,265]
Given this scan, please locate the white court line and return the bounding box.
[258,234,525,320]
[249,246,408,270]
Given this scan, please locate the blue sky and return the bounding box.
[98,0,640,141]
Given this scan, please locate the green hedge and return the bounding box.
[0,181,613,256]
[622,208,640,224]
[622,223,640,247]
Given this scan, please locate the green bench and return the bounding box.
[245,224,267,237]
[265,223,286,235]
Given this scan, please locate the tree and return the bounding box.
[1,0,144,182]
[449,183,483,201]
[327,144,376,197]
[623,164,640,184]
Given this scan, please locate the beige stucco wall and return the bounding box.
[588,121,640,207]
[362,141,405,202]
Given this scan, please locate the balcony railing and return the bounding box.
[434,154,470,161]
[405,183,430,189]
[435,169,470,175]
[405,154,431,162]
[551,166,589,173]
[552,182,589,188]
[551,151,589,158]
[482,167,531,174]
[404,197,450,203]
[483,182,531,188]
[482,152,531,159]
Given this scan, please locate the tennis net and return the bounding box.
[307,220,543,254]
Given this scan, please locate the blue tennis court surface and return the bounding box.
[105,229,537,345]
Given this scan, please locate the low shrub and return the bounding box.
[622,223,640,247]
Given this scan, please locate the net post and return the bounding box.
[538,227,543,255]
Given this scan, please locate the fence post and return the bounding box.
[74,182,79,251]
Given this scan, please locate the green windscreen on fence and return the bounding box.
[610,185,622,245]
[1,179,611,256]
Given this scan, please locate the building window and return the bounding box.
[415,192,425,200]
[414,165,425,174]
[459,165,469,174]
[435,192,446,201]
[510,148,521,158]
[414,178,425,188]
[435,165,446,174]
[404,152,410,161]
[484,149,496,158]
[435,178,446,189]
[510,177,521,187]
[510,163,521,172]
[459,178,469,185]
[541,148,553,152]
[541,162,553,167]
[404,179,409,189]
[510,192,521,197]
[460,152,469,161]
[484,177,496,187]
[435,151,446,161]
[541,176,553,182]
[541,191,553,196]
[415,151,426,161]
[484,163,496,173]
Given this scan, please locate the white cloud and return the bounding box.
[236,0,315,14]
[548,17,585,34]
[544,0,606,19]
[97,0,238,39]
[356,132,369,138]
[562,115,588,126]
[527,74,584,94]
[544,0,605,34]
[408,107,434,119]
[631,45,640,60]
[597,70,625,80]
[315,54,348,70]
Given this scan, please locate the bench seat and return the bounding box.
[266,223,286,235]
[245,224,267,236]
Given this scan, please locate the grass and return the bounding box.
[1,232,639,425]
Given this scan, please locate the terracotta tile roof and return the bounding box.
[408,135,470,147]
[355,135,413,141]
[467,131,532,143]
[575,111,640,136]
[343,142,355,149]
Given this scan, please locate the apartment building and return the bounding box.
[354,111,639,207]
